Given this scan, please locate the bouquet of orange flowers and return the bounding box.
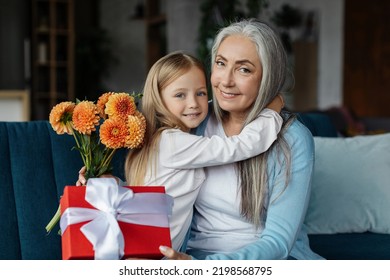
[46,92,146,233]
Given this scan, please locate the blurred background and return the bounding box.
[1,0,389,135]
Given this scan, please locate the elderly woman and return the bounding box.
[160,19,324,260]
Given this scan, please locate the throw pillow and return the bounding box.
[304,133,390,234]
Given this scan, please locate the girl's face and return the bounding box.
[161,66,209,130]
[211,35,262,117]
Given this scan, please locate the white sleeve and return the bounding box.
[160,108,283,169]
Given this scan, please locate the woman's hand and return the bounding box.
[267,94,285,113]
[159,246,192,260]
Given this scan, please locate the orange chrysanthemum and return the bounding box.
[105,92,136,121]
[97,92,115,119]
[72,101,100,135]
[49,101,75,135]
[46,92,146,234]
[125,111,146,149]
[100,118,128,149]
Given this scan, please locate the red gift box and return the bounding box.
[60,185,172,260]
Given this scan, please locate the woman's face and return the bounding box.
[211,35,262,117]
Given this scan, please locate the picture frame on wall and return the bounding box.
[0,90,30,121]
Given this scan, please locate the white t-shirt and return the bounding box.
[187,115,324,260]
[143,109,282,251]
[187,115,260,253]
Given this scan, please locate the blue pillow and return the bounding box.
[305,133,390,234]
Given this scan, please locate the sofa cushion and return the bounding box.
[305,133,390,234]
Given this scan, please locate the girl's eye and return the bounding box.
[197,91,207,97]
[175,92,185,98]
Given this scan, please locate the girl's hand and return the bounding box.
[76,166,87,186]
[267,94,284,113]
[159,246,191,260]
[76,166,120,186]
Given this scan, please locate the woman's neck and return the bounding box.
[222,113,246,136]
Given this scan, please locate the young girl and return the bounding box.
[78,51,283,251]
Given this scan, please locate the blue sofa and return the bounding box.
[297,113,390,260]
[0,121,125,260]
[1,115,390,259]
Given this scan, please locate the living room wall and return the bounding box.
[99,0,147,94]
[0,0,345,119]
[100,0,344,111]
[265,0,344,111]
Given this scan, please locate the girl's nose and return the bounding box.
[188,95,199,109]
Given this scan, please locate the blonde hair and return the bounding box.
[125,52,206,185]
[211,19,295,228]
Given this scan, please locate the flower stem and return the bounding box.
[101,148,116,169]
[72,132,87,167]
[45,204,61,233]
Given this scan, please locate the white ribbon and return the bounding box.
[60,178,173,260]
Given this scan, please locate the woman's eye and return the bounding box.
[215,60,225,67]
[239,67,251,74]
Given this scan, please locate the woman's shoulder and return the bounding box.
[284,117,314,150]
[286,116,312,135]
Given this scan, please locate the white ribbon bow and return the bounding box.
[60,178,173,260]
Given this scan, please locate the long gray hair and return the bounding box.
[211,19,295,228]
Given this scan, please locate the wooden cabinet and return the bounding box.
[344,0,390,117]
[31,0,74,120]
